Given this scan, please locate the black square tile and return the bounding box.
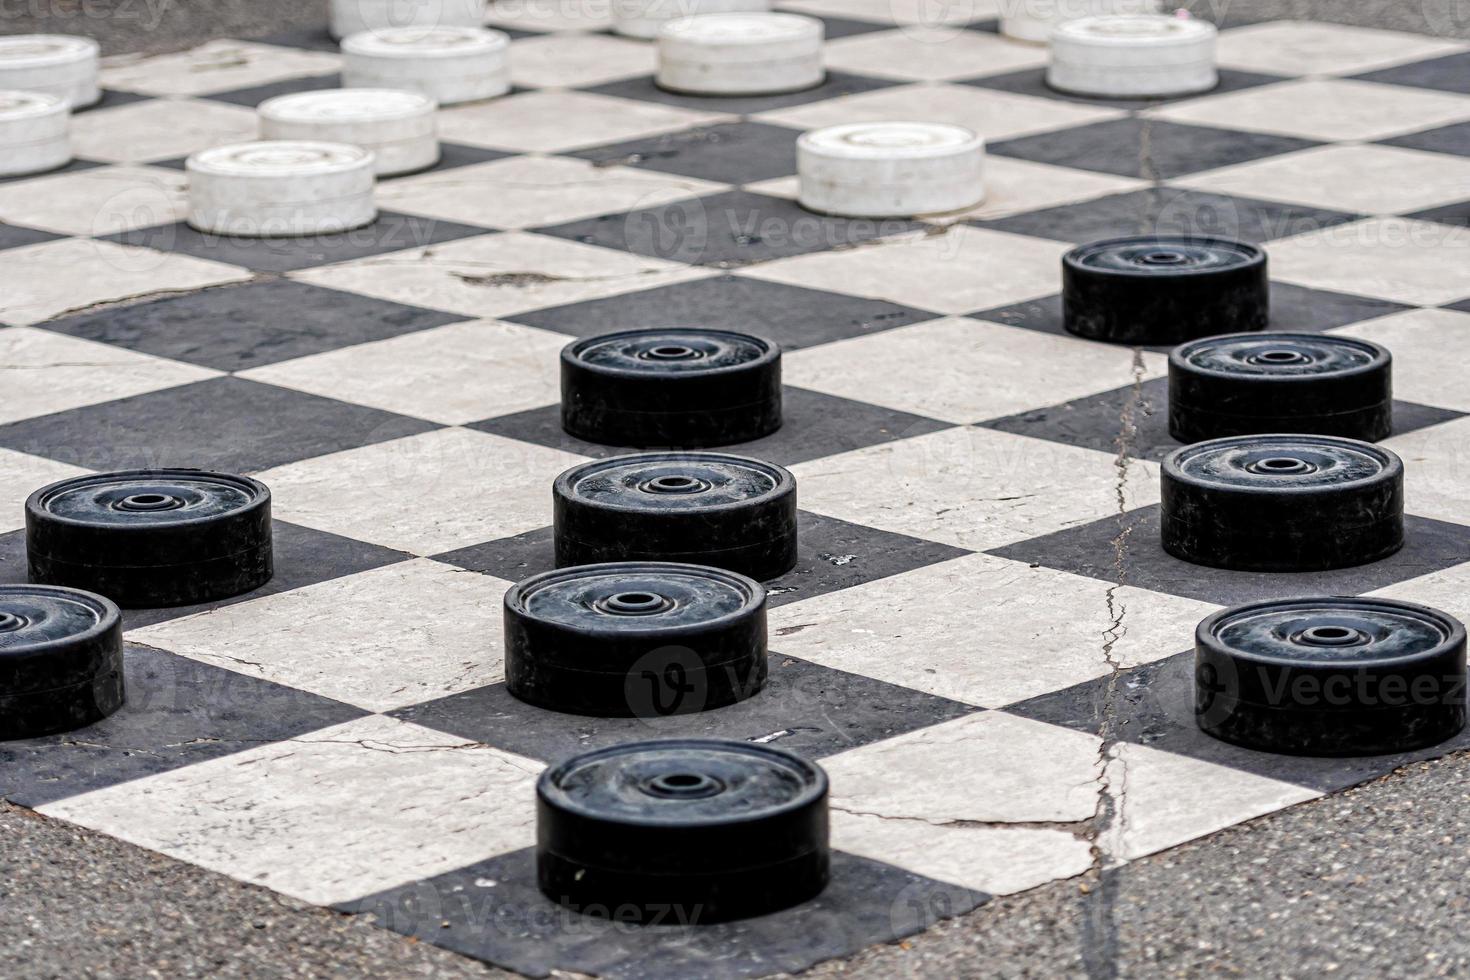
[0,157,106,186]
[568,121,803,184]
[433,510,970,604]
[535,189,922,268]
[341,848,984,980]
[102,211,494,274]
[582,70,902,115]
[978,376,1466,462]
[990,505,1470,607]
[43,279,466,371]
[988,118,1320,180]
[507,273,938,349]
[1380,120,1470,157]
[468,386,955,467]
[0,521,413,630]
[202,72,342,107]
[0,222,63,251]
[0,376,439,473]
[1005,651,1470,793]
[974,187,1361,245]
[962,67,1287,110]
[392,653,982,763]
[970,282,1414,344]
[78,89,154,113]
[1353,51,1470,95]
[794,13,899,39]
[380,142,516,180]
[0,644,366,808]
[251,26,339,53]
[1406,199,1470,228]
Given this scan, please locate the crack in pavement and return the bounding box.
[830,803,1095,839]
[1080,346,1148,980]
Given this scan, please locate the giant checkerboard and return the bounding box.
[3,4,1470,976]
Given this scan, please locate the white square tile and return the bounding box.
[767,553,1214,707]
[823,26,1048,83]
[1145,78,1470,143]
[40,715,543,906]
[240,319,567,425]
[792,426,1160,553]
[784,316,1166,424]
[824,712,1102,823]
[379,155,725,230]
[256,427,586,556]
[1331,307,1470,412]
[70,97,259,164]
[1267,218,1470,307]
[437,90,728,153]
[755,82,1123,143]
[1214,21,1469,77]
[0,327,219,424]
[100,40,339,97]
[509,32,657,88]
[1381,416,1470,526]
[832,812,1093,896]
[0,239,250,326]
[1368,559,1470,625]
[0,448,89,532]
[131,559,508,712]
[485,0,613,32]
[1171,144,1470,217]
[1098,742,1318,865]
[825,713,1098,895]
[0,165,188,236]
[740,225,1069,315]
[292,230,713,320]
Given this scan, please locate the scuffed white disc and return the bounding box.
[329,0,487,40]
[613,0,770,40]
[1048,14,1218,98]
[341,26,511,106]
[0,90,71,178]
[0,35,100,109]
[187,141,378,238]
[258,89,439,176]
[999,0,1161,44]
[798,121,986,219]
[656,12,823,96]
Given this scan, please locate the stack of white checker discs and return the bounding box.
[999,0,1161,44]
[1048,14,1219,98]
[0,91,70,178]
[186,141,377,237]
[656,13,823,96]
[329,0,487,40]
[612,0,770,39]
[341,27,510,105]
[0,35,100,109]
[258,89,438,177]
[797,122,985,218]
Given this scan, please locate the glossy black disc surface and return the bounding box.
[1063,236,1268,345]
[1196,598,1466,756]
[0,585,124,741]
[553,453,798,581]
[537,739,829,922]
[26,470,273,609]
[504,562,767,717]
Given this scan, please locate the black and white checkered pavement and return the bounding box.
[3,6,1470,977]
